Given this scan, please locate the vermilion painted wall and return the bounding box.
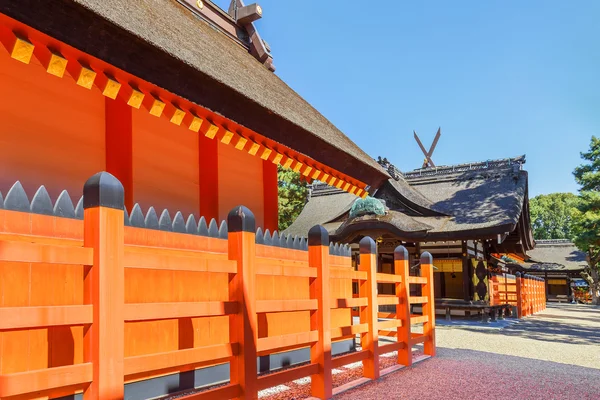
[0,51,275,229]
[218,142,265,227]
[0,53,105,202]
[131,108,200,217]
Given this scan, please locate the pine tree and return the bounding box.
[277,166,308,231]
[572,136,600,304]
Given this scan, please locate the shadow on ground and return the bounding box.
[336,347,600,400]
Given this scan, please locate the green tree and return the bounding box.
[529,193,579,240]
[278,166,308,231]
[572,136,600,305]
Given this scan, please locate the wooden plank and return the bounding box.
[255,256,309,268]
[257,330,319,353]
[377,296,399,306]
[376,273,402,283]
[124,343,238,375]
[378,330,398,337]
[379,341,406,355]
[410,315,428,324]
[331,323,369,339]
[0,305,93,330]
[257,363,319,391]
[179,383,242,400]
[331,268,367,280]
[378,319,402,330]
[410,334,430,345]
[409,296,429,304]
[408,276,427,284]
[124,301,238,321]
[331,349,370,369]
[331,297,368,308]
[124,246,235,273]
[0,240,92,265]
[256,299,318,313]
[255,263,316,278]
[0,363,93,397]
[378,312,396,319]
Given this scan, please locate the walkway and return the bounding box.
[337,304,600,400]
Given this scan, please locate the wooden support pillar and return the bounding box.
[82,172,125,399]
[227,206,258,400]
[105,98,133,211]
[394,245,412,367]
[199,136,219,221]
[421,252,436,357]
[308,225,332,399]
[262,161,278,232]
[461,241,471,301]
[359,236,379,380]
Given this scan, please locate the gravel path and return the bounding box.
[336,303,600,400]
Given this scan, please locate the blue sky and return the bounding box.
[215,1,600,197]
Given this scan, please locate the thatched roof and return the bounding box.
[523,240,587,272]
[285,156,533,248]
[2,0,388,187]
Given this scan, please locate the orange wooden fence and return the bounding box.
[490,272,546,318]
[0,172,436,400]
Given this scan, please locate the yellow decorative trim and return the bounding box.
[76,64,96,89]
[10,35,34,64]
[321,173,330,182]
[148,96,165,117]
[220,130,234,145]
[292,161,303,173]
[259,147,272,160]
[343,182,351,191]
[335,179,344,189]
[247,141,260,156]
[101,76,121,99]
[188,115,203,132]
[311,169,321,180]
[282,157,294,169]
[126,87,144,109]
[271,152,283,165]
[46,51,67,78]
[170,107,186,126]
[234,135,248,150]
[204,124,219,139]
[302,166,312,176]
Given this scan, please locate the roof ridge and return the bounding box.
[404,155,526,180]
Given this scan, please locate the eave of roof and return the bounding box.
[1,0,389,189]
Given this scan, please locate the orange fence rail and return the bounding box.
[0,172,436,400]
[490,272,546,318]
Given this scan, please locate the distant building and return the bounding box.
[286,155,535,304]
[503,239,587,302]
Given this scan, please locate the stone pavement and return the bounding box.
[336,303,600,399]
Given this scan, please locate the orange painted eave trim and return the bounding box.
[0,13,369,196]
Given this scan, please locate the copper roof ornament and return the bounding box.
[414,127,441,169]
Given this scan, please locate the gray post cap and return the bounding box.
[227,206,255,233]
[83,172,124,210]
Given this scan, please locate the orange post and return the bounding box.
[359,236,379,380]
[227,206,258,400]
[516,272,523,318]
[489,274,497,306]
[82,172,125,399]
[394,245,412,367]
[308,225,332,399]
[421,252,436,357]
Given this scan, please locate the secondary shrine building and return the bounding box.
[0,0,389,231]
[286,156,536,309]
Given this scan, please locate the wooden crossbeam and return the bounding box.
[414,128,441,168]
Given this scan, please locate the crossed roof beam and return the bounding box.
[414,128,441,169]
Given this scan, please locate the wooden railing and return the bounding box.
[490,272,547,318]
[0,172,436,400]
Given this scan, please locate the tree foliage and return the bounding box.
[572,136,600,304]
[278,166,308,231]
[529,193,579,240]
